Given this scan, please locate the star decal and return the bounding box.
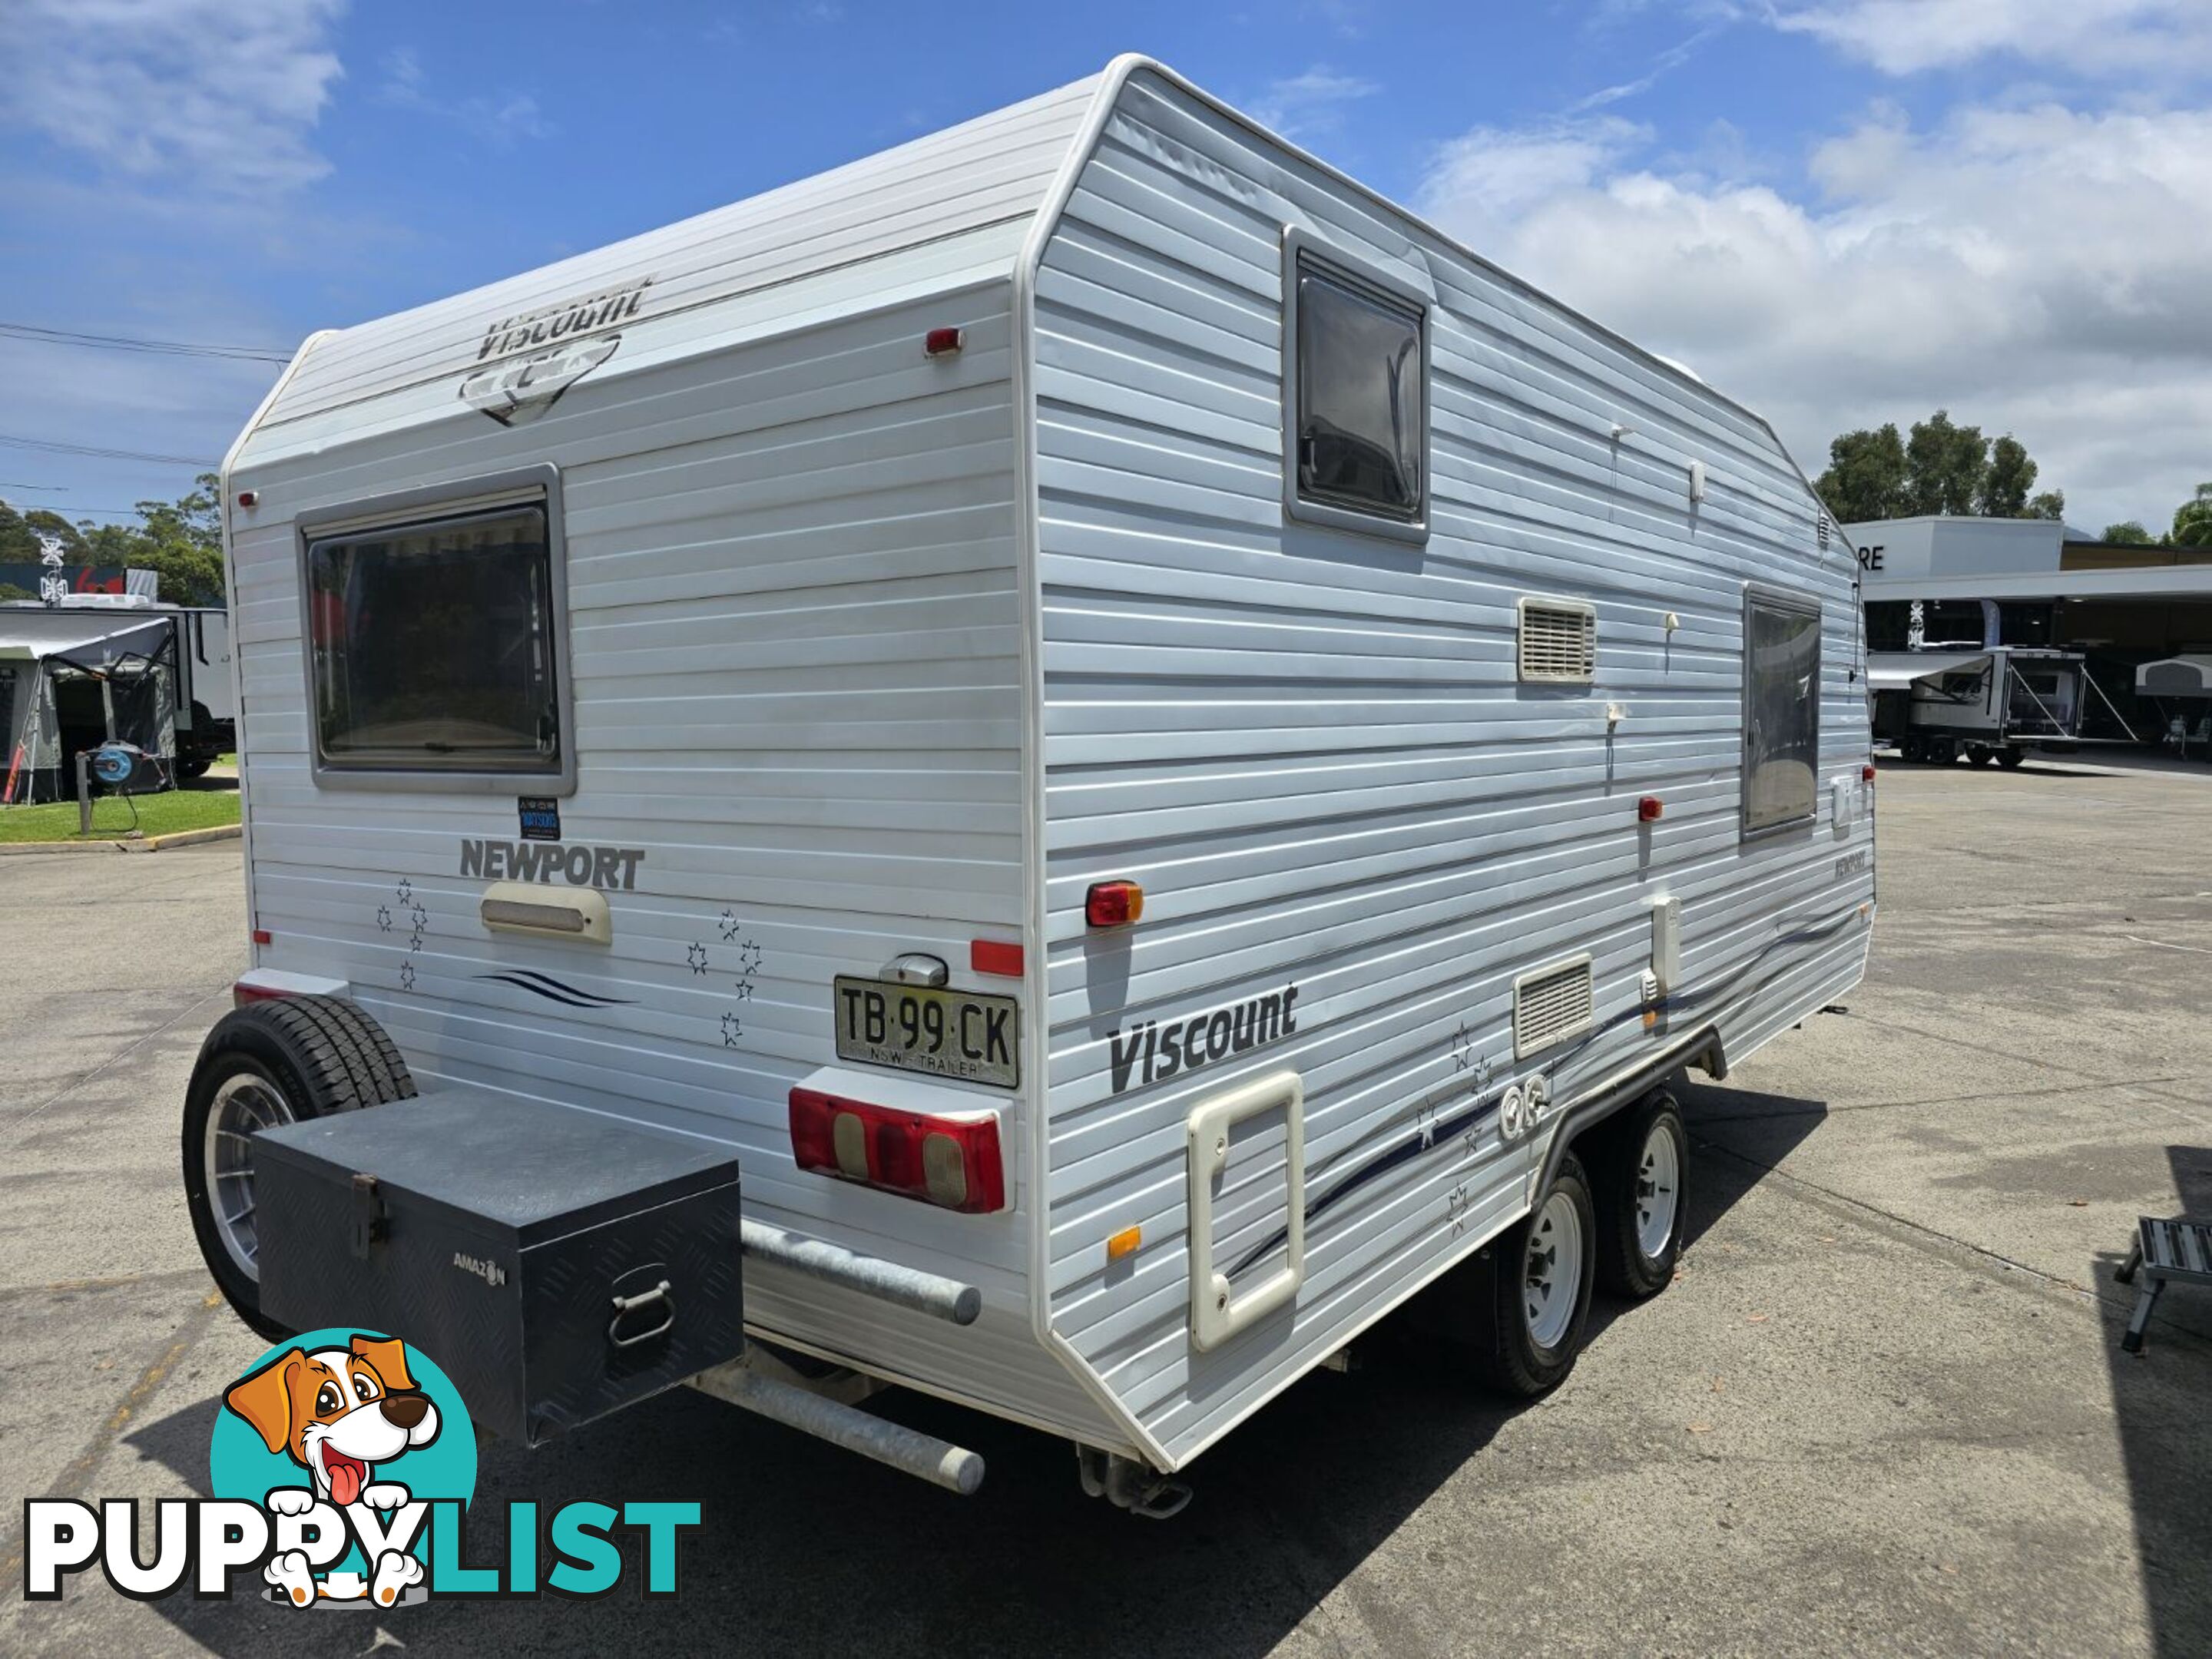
[395,878,412,905]
[376,906,392,932]
[686,942,709,975]
[399,961,417,993]
[733,977,754,1002]
[1447,1182,1472,1235]
[717,908,742,942]
[720,1012,743,1048]
[737,938,765,975]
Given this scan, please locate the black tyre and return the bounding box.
[182,995,416,1339]
[1591,1094,1688,1299]
[1969,749,1994,767]
[1461,1151,1598,1399]
[1998,749,2025,769]
[174,758,211,780]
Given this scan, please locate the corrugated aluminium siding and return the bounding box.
[1033,70,1872,1465]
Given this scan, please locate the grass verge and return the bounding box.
[0,784,241,844]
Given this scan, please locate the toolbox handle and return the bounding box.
[608,1280,675,1349]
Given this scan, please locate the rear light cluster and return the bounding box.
[789,1088,1006,1213]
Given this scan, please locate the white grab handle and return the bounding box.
[1186,1070,1305,1353]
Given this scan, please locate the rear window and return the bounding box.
[1742,588,1822,834]
[306,504,563,777]
[1293,259,1426,523]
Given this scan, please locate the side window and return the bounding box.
[1284,243,1427,535]
[303,491,570,788]
[1742,587,1821,834]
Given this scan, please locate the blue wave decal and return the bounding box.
[473,969,634,1008]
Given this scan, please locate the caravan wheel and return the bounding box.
[1459,1152,1597,1399]
[181,995,416,1340]
[1592,1094,1687,1298]
[1998,750,2026,769]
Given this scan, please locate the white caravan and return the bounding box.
[185,56,1875,1512]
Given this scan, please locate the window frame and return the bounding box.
[1739,581,1823,839]
[294,464,576,796]
[1280,228,1432,545]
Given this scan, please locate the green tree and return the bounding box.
[1979,435,2038,517]
[1814,422,1908,523]
[0,473,225,603]
[1816,411,2063,523]
[2174,483,2212,548]
[1902,409,1988,516]
[2101,520,2155,544]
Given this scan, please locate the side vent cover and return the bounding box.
[1517,597,1597,684]
[1514,955,1594,1058]
[1816,513,1833,551]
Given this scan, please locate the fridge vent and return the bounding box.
[1514,956,1595,1057]
[1517,598,1597,684]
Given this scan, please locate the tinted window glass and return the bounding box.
[1743,592,1820,832]
[1295,262,1424,520]
[306,505,561,773]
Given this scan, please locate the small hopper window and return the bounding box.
[1285,239,1427,537]
[306,498,567,784]
[1741,586,1822,834]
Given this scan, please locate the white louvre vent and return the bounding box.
[1514,955,1594,1058]
[1516,597,1597,684]
[1816,513,1832,551]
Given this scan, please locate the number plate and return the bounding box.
[832,977,1021,1089]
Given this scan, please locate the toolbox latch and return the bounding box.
[349,1173,389,1260]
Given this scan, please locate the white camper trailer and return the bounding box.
[1867,646,2084,767]
[185,56,1875,1510]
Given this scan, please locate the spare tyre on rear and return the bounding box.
[182,995,416,1339]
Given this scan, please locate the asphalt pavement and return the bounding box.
[2,753,2207,1657]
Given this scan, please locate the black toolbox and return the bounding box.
[256,1091,743,1445]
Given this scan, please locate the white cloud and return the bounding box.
[1417,100,2212,528]
[1250,68,1379,141]
[373,42,553,147]
[1767,0,2212,77]
[0,0,346,193]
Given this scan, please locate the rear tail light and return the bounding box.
[1863,763,1877,781]
[1637,796,1664,822]
[252,928,272,945]
[789,1088,1006,1213]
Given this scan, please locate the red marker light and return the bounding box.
[924,327,964,357]
[236,490,258,508]
[1637,796,1664,823]
[1085,880,1145,928]
[251,928,272,945]
[971,939,1024,977]
[1863,763,1877,781]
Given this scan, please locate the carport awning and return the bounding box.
[0,611,171,667]
[1866,651,1992,692]
[2137,654,2212,697]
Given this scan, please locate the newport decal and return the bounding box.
[459,838,644,890]
[1108,984,1299,1094]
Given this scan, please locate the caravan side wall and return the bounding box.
[1028,69,1875,1467]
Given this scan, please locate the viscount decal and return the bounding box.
[1108,985,1299,1094]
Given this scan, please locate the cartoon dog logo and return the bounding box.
[223,1334,439,1607]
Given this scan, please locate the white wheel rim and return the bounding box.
[1634,1123,1681,1260]
[204,1071,296,1282]
[1523,1188,1584,1349]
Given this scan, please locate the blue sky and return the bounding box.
[4,1,2210,533]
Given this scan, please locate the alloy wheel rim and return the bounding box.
[204,1072,296,1281]
[1523,1188,1584,1349]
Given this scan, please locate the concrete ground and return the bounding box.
[2,756,2207,1657]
